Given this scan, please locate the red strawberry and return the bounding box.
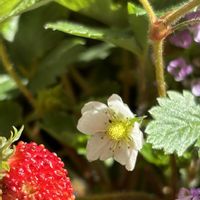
[0,141,75,200]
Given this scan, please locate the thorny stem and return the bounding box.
[0,42,36,107]
[138,0,157,24]
[164,0,200,25]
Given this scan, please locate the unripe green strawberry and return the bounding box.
[0,141,75,200]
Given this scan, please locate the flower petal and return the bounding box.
[113,141,138,170]
[77,110,109,134]
[81,101,107,114]
[130,122,144,150]
[125,149,138,171]
[113,141,128,165]
[193,26,200,43]
[86,133,113,161]
[107,94,134,118]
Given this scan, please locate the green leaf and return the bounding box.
[78,43,113,62]
[127,2,146,16]
[45,21,141,55]
[195,138,200,156]
[146,91,200,156]
[56,0,128,27]
[141,143,169,166]
[0,74,17,100]
[29,38,85,92]
[0,101,22,135]
[0,16,19,41]
[56,0,94,12]
[35,85,66,116]
[127,2,148,52]
[41,111,85,148]
[0,0,52,23]
[7,3,69,67]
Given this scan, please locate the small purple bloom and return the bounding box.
[177,188,200,200]
[190,25,200,43]
[169,30,193,48]
[167,58,193,81]
[186,10,200,43]
[192,80,200,96]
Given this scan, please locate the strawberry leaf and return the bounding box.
[0,0,52,23]
[45,21,141,55]
[146,91,200,156]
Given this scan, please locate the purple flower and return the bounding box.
[190,25,200,43]
[177,188,200,200]
[186,10,200,43]
[169,10,200,47]
[192,80,200,96]
[169,30,193,48]
[167,58,193,81]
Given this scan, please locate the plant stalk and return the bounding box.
[152,40,166,97]
[164,0,200,25]
[138,0,157,24]
[0,42,36,107]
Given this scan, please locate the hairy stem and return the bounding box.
[138,0,157,24]
[172,18,200,32]
[152,40,166,97]
[0,42,36,107]
[164,0,200,25]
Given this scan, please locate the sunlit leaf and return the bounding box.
[146,91,200,156]
[45,21,141,55]
[56,0,128,26]
[0,74,17,100]
[0,16,19,41]
[128,2,148,51]
[0,0,52,23]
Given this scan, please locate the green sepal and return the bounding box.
[130,116,146,125]
[0,126,24,179]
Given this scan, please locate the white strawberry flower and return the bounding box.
[77,94,144,171]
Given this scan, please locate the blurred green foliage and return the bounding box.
[0,0,199,200]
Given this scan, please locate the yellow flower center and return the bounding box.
[107,120,131,141]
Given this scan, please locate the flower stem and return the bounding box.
[138,0,157,24]
[152,40,166,97]
[172,18,200,32]
[164,0,200,25]
[0,42,36,107]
